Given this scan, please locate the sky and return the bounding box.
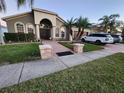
[0,0,124,26]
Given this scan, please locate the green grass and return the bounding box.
[83,43,104,52]
[59,42,104,52]
[0,43,40,64]
[59,42,74,50]
[0,53,124,93]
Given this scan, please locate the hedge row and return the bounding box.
[4,33,35,42]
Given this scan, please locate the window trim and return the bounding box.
[14,22,25,33]
[60,27,66,39]
[26,23,35,34]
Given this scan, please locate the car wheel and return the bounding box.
[95,40,101,45]
[81,38,85,42]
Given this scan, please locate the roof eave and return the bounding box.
[2,11,32,21]
[32,8,58,16]
[56,16,66,23]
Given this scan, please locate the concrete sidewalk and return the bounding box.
[0,44,124,89]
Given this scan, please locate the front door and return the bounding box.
[40,28,51,40]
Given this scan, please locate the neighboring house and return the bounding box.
[114,27,122,35]
[2,8,69,41]
[91,24,123,35]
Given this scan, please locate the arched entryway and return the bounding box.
[39,19,52,40]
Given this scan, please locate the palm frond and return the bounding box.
[109,14,120,19]
[98,15,108,21]
[17,0,34,8]
[28,0,34,8]
[0,0,6,12]
[64,17,76,27]
[17,0,26,8]
[0,0,34,12]
[75,17,90,28]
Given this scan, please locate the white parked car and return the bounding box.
[111,34,123,43]
[81,33,114,44]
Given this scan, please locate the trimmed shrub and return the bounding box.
[26,33,35,41]
[4,33,18,42]
[4,33,35,42]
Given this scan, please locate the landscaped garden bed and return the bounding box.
[0,43,40,64]
[0,53,124,93]
[59,42,104,52]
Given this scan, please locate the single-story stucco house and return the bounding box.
[2,8,91,41]
[2,8,68,41]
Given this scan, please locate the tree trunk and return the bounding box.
[78,28,84,39]
[104,25,108,32]
[69,28,73,41]
[69,34,73,41]
[75,27,81,40]
[70,29,72,35]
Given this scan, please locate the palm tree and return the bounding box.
[0,0,6,12]
[109,14,120,32]
[99,15,110,32]
[0,0,34,12]
[75,17,91,39]
[99,14,120,33]
[75,16,83,39]
[109,14,120,21]
[109,20,121,33]
[64,17,76,41]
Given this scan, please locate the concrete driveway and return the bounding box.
[104,43,124,52]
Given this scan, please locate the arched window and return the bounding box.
[60,27,66,39]
[55,27,60,37]
[26,23,34,34]
[15,22,25,33]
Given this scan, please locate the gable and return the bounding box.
[2,12,32,21]
[33,10,57,25]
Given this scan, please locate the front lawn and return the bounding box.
[83,43,104,52]
[59,42,104,52]
[0,43,40,64]
[0,53,124,93]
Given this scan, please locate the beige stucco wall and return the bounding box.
[33,10,69,40]
[34,11,56,26]
[6,13,35,33]
[33,10,58,39]
[56,18,63,28]
[56,18,69,40]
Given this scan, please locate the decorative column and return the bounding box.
[36,24,40,41]
[51,26,56,40]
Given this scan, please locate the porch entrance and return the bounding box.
[40,19,52,40]
[40,28,51,40]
